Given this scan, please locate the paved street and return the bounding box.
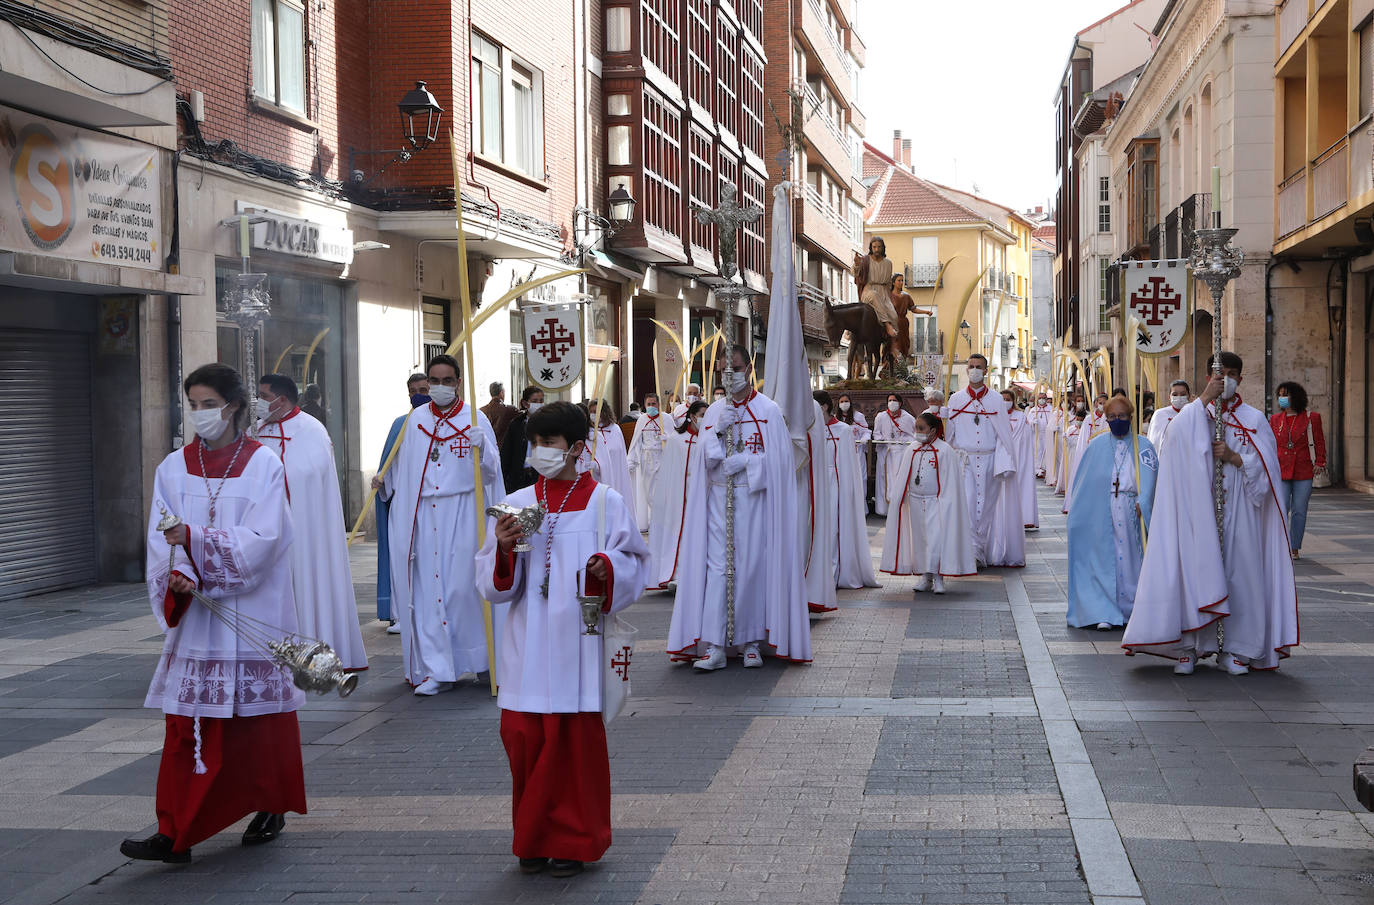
[3,486,1374,905]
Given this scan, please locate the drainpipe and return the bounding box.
[1328,260,1348,485]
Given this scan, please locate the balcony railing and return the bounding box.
[1354,121,1374,199]
[1278,0,1307,55]
[796,281,836,340]
[795,79,847,149]
[802,182,854,237]
[1278,169,1307,238]
[1313,137,1348,221]
[904,262,943,288]
[804,0,852,81]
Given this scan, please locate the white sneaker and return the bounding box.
[1218,652,1249,675]
[386,621,401,635]
[1174,655,1195,676]
[931,575,946,595]
[413,678,454,695]
[742,643,763,668]
[1096,622,1113,631]
[913,574,931,593]
[693,645,726,671]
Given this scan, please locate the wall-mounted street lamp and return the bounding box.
[564,183,638,264]
[959,319,972,351]
[349,80,444,185]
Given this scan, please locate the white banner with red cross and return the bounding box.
[522,302,585,391]
[1121,259,1191,356]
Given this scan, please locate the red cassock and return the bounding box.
[499,711,611,862]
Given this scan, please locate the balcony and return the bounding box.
[1313,137,1348,221]
[796,182,856,265]
[904,262,943,288]
[1354,123,1373,199]
[1278,169,1308,239]
[797,0,851,97]
[797,81,851,179]
[796,281,835,342]
[1278,0,1307,55]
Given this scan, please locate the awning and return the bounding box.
[1012,381,1039,393]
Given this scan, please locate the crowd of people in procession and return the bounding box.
[124,344,1317,875]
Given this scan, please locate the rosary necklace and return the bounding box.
[537,471,587,598]
[197,434,247,527]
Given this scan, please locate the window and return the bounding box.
[510,308,527,396]
[251,0,306,113]
[470,32,545,177]
[1098,176,1111,233]
[1098,260,1111,332]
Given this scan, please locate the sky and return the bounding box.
[858,0,1151,216]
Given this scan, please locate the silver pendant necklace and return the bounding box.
[197,435,247,527]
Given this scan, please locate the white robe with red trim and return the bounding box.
[1123,398,1298,669]
[880,439,975,578]
[380,401,504,685]
[1057,418,1083,496]
[256,409,367,670]
[823,418,879,589]
[667,391,811,662]
[1007,409,1039,529]
[1026,404,1055,477]
[945,387,1023,566]
[475,479,649,713]
[145,438,305,718]
[1146,404,1184,453]
[627,412,668,530]
[803,403,839,613]
[873,408,916,516]
[579,424,635,510]
[647,426,706,588]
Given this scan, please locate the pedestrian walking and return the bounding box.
[1270,380,1326,559]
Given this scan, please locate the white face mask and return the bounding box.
[686,395,699,404]
[428,384,457,407]
[887,400,901,413]
[968,368,985,383]
[1170,394,1188,408]
[690,417,702,432]
[189,405,231,442]
[838,401,850,411]
[529,445,571,478]
[253,398,273,421]
[724,369,749,395]
[526,401,543,413]
[1222,376,1238,400]
[912,433,931,446]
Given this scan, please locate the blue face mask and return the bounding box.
[1277,396,1291,409]
[410,393,431,409]
[645,406,659,417]
[1108,418,1130,437]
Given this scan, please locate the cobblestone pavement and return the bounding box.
[3,487,1374,904]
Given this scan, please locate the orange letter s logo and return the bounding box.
[11,125,74,250]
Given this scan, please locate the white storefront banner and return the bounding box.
[0,108,161,270]
[523,302,585,391]
[1121,259,1191,356]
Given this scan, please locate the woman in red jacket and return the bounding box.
[1269,381,1325,559]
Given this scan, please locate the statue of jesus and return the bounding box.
[853,238,899,340]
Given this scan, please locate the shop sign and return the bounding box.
[0,108,161,270]
[522,302,585,390]
[235,202,353,265]
[1121,259,1190,356]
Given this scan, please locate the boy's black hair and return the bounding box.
[526,400,589,446]
[426,353,462,378]
[812,389,833,412]
[1206,351,1244,374]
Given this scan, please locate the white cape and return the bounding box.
[872,408,916,515]
[803,402,839,612]
[824,419,879,588]
[647,426,706,588]
[1122,398,1298,669]
[880,439,976,577]
[257,409,367,670]
[627,412,668,530]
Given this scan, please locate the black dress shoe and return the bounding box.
[549,859,584,878]
[241,812,285,846]
[518,857,548,874]
[120,833,191,863]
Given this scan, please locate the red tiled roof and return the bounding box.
[926,181,1038,230]
[1033,224,1057,241]
[861,145,983,227]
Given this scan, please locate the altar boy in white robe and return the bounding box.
[881,412,975,593]
[627,393,668,530]
[648,401,708,590]
[1123,353,1298,675]
[1147,380,1190,451]
[873,393,916,516]
[477,402,649,878]
[373,354,504,695]
[255,374,367,671]
[1027,392,1056,478]
[123,363,305,864]
[945,355,1023,567]
[1002,390,1039,529]
[667,346,811,668]
[815,391,878,591]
